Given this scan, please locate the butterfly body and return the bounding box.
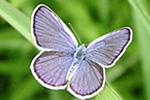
[30,4,132,99]
[66,44,86,81]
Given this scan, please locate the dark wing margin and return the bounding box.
[31,4,78,52]
[30,51,74,89]
[86,27,132,68]
[68,60,105,99]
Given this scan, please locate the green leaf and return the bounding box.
[0,0,122,100]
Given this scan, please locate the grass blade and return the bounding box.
[93,83,123,100]
[0,0,34,45]
[128,0,150,35]
[129,0,150,99]
[132,10,150,100]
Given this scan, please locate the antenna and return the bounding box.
[68,23,82,44]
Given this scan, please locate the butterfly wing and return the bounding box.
[31,4,78,52]
[31,51,74,89]
[68,60,105,99]
[86,27,132,68]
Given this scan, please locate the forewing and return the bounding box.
[68,60,105,99]
[30,51,74,89]
[86,27,132,68]
[31,4,78,52]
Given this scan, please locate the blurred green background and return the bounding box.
[0,0,150,100]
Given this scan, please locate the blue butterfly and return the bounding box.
[30,4,132,99]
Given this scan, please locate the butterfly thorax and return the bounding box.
[66,44,86,81]
[74,44,86,61]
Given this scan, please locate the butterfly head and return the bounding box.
[80,43,87,52]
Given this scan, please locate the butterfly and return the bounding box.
[30,4,132,99]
